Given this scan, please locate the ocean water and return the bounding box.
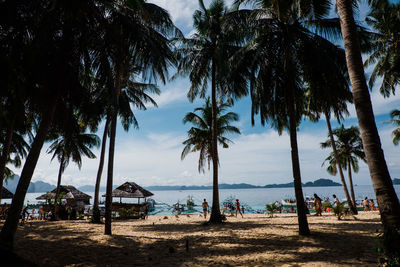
[15,184,400,215]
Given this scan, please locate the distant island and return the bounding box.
[5,175,399,193]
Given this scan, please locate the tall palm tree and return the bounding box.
[304,50,358,214]
[175,0,246,223]
[390,109,400,145]
[336,0,400,255]
[321,125,366,207]
[47,121,100,207]
[181,97,241,174]
[364,0,400,97]
[98,0,178,235]
[0,0,107,249]
[233,0,353,235]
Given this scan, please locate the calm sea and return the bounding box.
[13,184,400,215]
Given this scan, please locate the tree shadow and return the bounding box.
[5,215,380,266]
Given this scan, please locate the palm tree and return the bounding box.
[364,1,400,97]
[47,121,100,208]
[181,97,241,174]
[336,0,400,254]
[321,125,366,208]
[175,0,246,223]
[0,0,108,249]
[390,109,400,145]
[233,0,353,235]
[98,0,178,235]
[304,51,358,214]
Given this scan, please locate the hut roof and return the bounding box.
[103,182,153,198]
[36,185,91,200]
[1,187,13,199]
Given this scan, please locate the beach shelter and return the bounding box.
[102,182,153,203]
[36,185,91,206]
[0,187,13,199]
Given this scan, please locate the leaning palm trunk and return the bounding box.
[324,112,357,214]
[337,0,400,255]
[0,116,16,204]
[92,117,110,223]
[209,61,222,223]
[0,102,57,250]
[347,161,356,209]
[288,90,310,236]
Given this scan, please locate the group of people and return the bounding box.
[313,194,341,216]
[313,193,377,215]
[363,197,376,211]
[202,198,244,219]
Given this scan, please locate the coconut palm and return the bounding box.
[90,80,160,224]
[97,0,178,235]
[47,121,100,207]
[175,0,246,223]
[181,97,241,174]
[321,125,366,208]
[304,53,358,214]
[364,0,400,97]
[0,0,108,249]
[390,109,400,145]
[232,0,355,235]
[335,0,400,254]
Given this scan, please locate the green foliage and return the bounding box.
[181,97,241,173]
[266,203,279,218]
[324,202,347,220]
[118,208,137,219]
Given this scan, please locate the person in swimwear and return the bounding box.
[202,199,209,219]
[235,199,243,218]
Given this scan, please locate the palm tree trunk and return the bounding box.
[288,91,310,236]
[336,0,400,254]
[54,153,65,206]
[104,113,116,235]
[324,112,357,214]
[347,161,356,208]
[105,68,122,235]
[0,102,57,250]
[209,60,222,223]
[92,117,110,223]
[0,116,16,205]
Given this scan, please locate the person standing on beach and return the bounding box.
[202,199,209,219]
[363,197,370,211]
[332,194,341,207]
[235,199,243,218]
[313,194,322,216]
[370,199,376,211]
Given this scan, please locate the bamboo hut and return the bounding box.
[36,185,91,207]
[102,182,153,213]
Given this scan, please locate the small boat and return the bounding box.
[172,201,184,214]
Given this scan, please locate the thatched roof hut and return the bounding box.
[0,187,13,199]
[36,185,91,205]
[102,182,153,199]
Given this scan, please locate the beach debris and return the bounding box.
[152,222,155,226]
[163,216,168,220]
[186,214,190,217]
[175,215,179,218]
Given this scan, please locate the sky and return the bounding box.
[10,0,400,187]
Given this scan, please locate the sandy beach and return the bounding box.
[6,211,382,266]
